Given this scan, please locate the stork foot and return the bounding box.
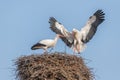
[44,51,48,54]
[48,48,53,53]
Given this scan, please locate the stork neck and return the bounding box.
[54,35,59,44]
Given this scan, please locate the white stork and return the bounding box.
[49,9,105,54]
[31,34,60,53]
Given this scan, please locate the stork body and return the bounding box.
[72,29,86,53]
[31,34,60,53]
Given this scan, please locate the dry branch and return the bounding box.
[15,52,93,80]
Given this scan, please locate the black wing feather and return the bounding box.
[31,43,46,50]
[82,10,105,43]
[49,17,74,47]
[49,17,63,35]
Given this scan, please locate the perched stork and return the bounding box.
[49,9,105,54]
[31,34,60,53]
[72,10,105,53]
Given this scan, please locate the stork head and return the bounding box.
[72,28,78,35]
[56,34,60,38]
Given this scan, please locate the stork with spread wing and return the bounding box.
[49,9,105,54]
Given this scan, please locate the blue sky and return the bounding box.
[0,0,120,80]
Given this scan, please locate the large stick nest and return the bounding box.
[15,52,93,80]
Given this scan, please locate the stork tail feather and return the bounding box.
[31,43,46,50]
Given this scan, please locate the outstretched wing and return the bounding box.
[81,9,105,43]
[49,17,74,47]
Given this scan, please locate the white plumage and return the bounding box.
[72,28,86,53]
